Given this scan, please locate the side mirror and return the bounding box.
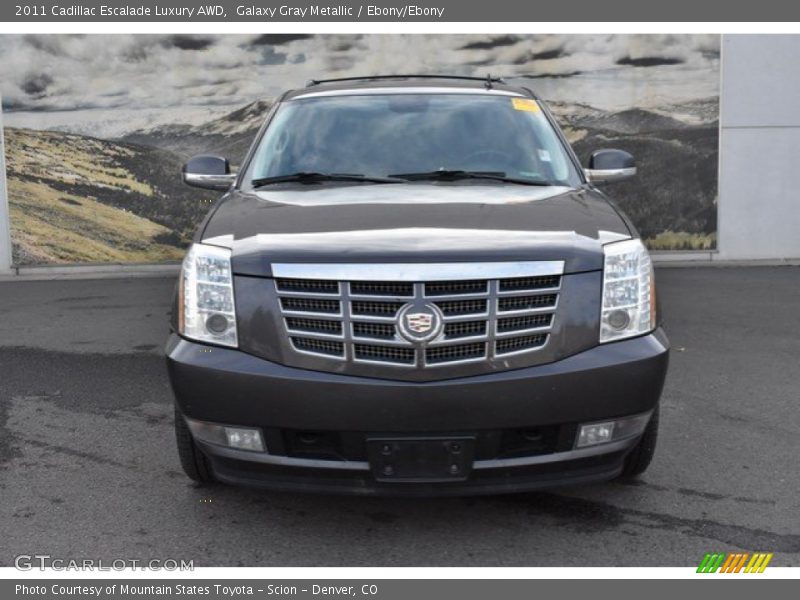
[182,155,236,191]
[585,149,636,184]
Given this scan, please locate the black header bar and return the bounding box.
[4,0,800,22]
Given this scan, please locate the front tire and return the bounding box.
[619,406,659,478]
[174,407,214,484]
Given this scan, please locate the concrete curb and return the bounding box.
[0,263,180,281]
[652,257,800,268]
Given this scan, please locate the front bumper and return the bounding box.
[166,329,669,495]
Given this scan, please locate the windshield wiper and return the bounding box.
[389,170,552,186]
[251,172,404,188]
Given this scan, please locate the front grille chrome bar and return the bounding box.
[272,261,564,282]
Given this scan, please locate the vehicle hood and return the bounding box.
[200,183,632,276]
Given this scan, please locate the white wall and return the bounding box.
[717,35,800,260]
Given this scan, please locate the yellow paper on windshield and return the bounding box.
[511,98,540,112]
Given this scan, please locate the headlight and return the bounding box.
[179,243,238,348]
[600,238,656,343]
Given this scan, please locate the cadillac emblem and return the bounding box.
[406,312,434,334]
[398,303,443,343]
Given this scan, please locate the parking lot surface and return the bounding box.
[1,266,798,566]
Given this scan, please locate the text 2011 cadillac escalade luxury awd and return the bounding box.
[166,75,669,495]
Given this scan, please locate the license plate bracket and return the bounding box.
[367,437,475,482]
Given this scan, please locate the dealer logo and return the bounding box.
[397,303,443,343]
[697,552,773,573]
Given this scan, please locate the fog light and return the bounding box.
[224,427,264,452]
[576,411,652,448]
[577,422,615,447]
[185,417,265,453]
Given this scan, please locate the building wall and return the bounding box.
[717,34,800,260]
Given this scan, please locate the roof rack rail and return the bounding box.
[305,74,506,88]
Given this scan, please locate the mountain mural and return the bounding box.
[0,34,720,264]
[122,100,273,163]
[556,97,718,248]
[5,128,213,264]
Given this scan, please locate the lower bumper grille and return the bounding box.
[273,424,569,463]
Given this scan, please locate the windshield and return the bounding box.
[244,94,581,188]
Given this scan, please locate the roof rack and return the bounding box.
[305,74,506,89]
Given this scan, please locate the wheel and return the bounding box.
[619,406,659,478]
[174,407,214,484]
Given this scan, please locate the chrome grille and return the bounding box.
[286,317,343,335]
[443,320,486,339]
[497,314,552,333]
[498,294,557,313]
[291,337,344,357]
[281,297,340,314]
[354,344,415,365]
[426,342,486,364]
[495,334,548,355]
[499,275,561,292]
[352,321,396,339]
[435,299,488,316]
[351,300,404,317]
[425,280,488,296]
[351,281,413,296]
[273,262,562,369]
[276,278,339,295]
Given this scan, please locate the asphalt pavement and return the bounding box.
[1,267,798,567]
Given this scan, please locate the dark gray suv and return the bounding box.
[167,75,669,495]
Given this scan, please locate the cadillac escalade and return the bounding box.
[166,75,669,495]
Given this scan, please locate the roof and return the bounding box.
[284,75,534,101]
